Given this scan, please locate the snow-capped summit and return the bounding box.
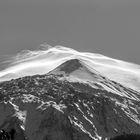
[49,59,83,74]
[0,45,140,92]
[48,58,104,82]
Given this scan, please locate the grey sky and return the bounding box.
[0,0,140,66]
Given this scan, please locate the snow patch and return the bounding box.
[37,101,67,113]
[9,99,27,130]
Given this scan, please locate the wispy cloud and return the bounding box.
[0,44,140,91]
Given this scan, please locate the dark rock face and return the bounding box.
[0,129,10,140]
[0,126,26,140]
[109,134,140,140]
[48,59,83,74]
[0,116,27,140]
[0,74,140,140]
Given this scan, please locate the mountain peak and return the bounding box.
[47,58,105,83]
[57,59,83,74]
[1,45,140,92]
[48,59,83,75]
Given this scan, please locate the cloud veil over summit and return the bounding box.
[0,45,140,91]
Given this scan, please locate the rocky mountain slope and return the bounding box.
[0,58,140,140]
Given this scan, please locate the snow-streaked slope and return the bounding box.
[0,74,140,140]
[48,58,140,101]
[0,45,140,92]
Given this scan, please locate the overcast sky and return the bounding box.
[0,0,140,65]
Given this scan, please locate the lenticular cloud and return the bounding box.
[0,44,140,92]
